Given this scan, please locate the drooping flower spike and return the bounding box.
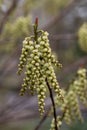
[50,68,87,130]
[17,20,64,116]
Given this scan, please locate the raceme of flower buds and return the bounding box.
[17,37,33,75]
[18,29,64,116]
[50,116,62,130]
[72,68,87,107]
[53,68,87,126]
[58,90,83,125]
[66,90,83,122]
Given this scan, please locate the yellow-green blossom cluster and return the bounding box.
[72,68,87,106]
[50,116,62,130]
[78,23,87,53]
[50,91,82,130]
[1,16,32,40]
[51,68,87,129]
[62,90,83,124]
[0,16,32,53]
[18,37,31,75]
[55,89,65,106]
[18,30,63,115]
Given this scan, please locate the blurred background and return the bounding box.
[0,0,87,130]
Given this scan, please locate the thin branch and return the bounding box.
[46,78,58,130]
[59,56,87,82]
[49,33,78,41]
[0,0,18,34]
[43,0,79,30]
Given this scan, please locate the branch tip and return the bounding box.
[35,17,38,26]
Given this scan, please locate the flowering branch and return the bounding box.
[17,17,64,129]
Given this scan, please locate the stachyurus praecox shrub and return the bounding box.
[17,18,87,130]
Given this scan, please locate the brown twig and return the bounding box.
[46,78,58,130]
[0,0,18,34]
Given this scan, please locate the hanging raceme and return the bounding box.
[71,68,87,106]
[50,68,87,130]
[17,18,87,130]
[17,19,64,116]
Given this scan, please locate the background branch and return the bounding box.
[59,56,87,82]
[0,0,18,34]
[49,33,77,41]
[43,0,78,30]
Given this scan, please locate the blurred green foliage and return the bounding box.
[0,16,32,53]
[78,23,87,53]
